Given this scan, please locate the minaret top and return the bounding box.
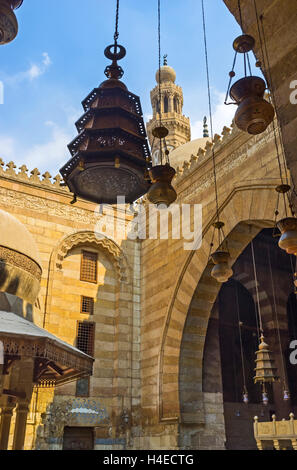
[203,116,209,137]
[155,55,176,84]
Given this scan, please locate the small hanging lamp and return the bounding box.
[60,0,150,204]
[254,334,278,385]
[147,150,177,208]
[0,0,23,44]
[211,250,233,283]
[262,388,269,406]
[243,390,249,405]
[277,217,297,256]
[210,222,233,283]
[147,0,176,208]
[283,389,290,401]
[224,34,274,135]
[224,0,274,135]
[273,185,297,257]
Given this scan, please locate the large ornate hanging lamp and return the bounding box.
[224,1,274,135]
[0,0,23,45]
[60,0,150,204]
[251,239,278,404]
[254,334,278,386]
[147,0,177,208]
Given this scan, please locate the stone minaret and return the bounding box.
[146,56,191,165]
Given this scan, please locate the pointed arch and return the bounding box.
[157,184,280,422]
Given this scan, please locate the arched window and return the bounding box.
[164,95,169,113]
[174,96,179,113]
[156,99,160,115]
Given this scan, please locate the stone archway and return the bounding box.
[158,183,283,423]
[42,230,131,329]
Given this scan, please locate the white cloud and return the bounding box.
[6,52,52,85]
[22,123,71,172]
[190,90,235,140]
[0,121,72,175]
[42,52,52,68]
[0,136,16,161]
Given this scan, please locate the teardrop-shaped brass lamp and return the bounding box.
[225,34,274,135]
[277,217,297,256]
[210,250,233,283]
[147,126,177,208]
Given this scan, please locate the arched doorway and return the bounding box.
[177,226,297,449]
[202,228,297,449]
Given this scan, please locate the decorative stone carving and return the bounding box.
[55,230,130,283]
[0,246,41,281]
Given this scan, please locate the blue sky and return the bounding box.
[0,0,246,176]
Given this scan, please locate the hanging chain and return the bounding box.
[253,0,289,189]
[251,239,263,335]
[224,51,237,105]
[260,16,289,186]
[114,0,120,44]
[158,0,162,127]
[267,244,288,390]
[201,0,220,224]
[235,282,248,393]
[157,0,164,164]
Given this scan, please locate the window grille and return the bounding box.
[80,250,97,283]
[76,321,95,356]
[81,296,94,315]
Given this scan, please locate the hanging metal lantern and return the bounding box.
[277,217,297,256]
[211,250,233,283]
[147,126,177,208]
[254,334,278,385]
[243,391,249,405]
[0,0,23,45]
[147,164,176,207]
[225,34,274,135]
[283,389,290,401]
[60,42,150,204]
[262,391,269,406]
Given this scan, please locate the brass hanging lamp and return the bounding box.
[224,1,274,135]
[251,239,278,404]
[254,334,278,385]
[60,0,150,204]
[210,224,233,283]
[147,0,177,208]
[0,0,23,45]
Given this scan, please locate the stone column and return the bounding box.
[169,95,174,113]
[0,403,15,450]
[11,357,34,450]
[12,402,30,450]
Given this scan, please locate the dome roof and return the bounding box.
[0,209,41,268]
[169,137,210,170]
[156,65,176,84]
